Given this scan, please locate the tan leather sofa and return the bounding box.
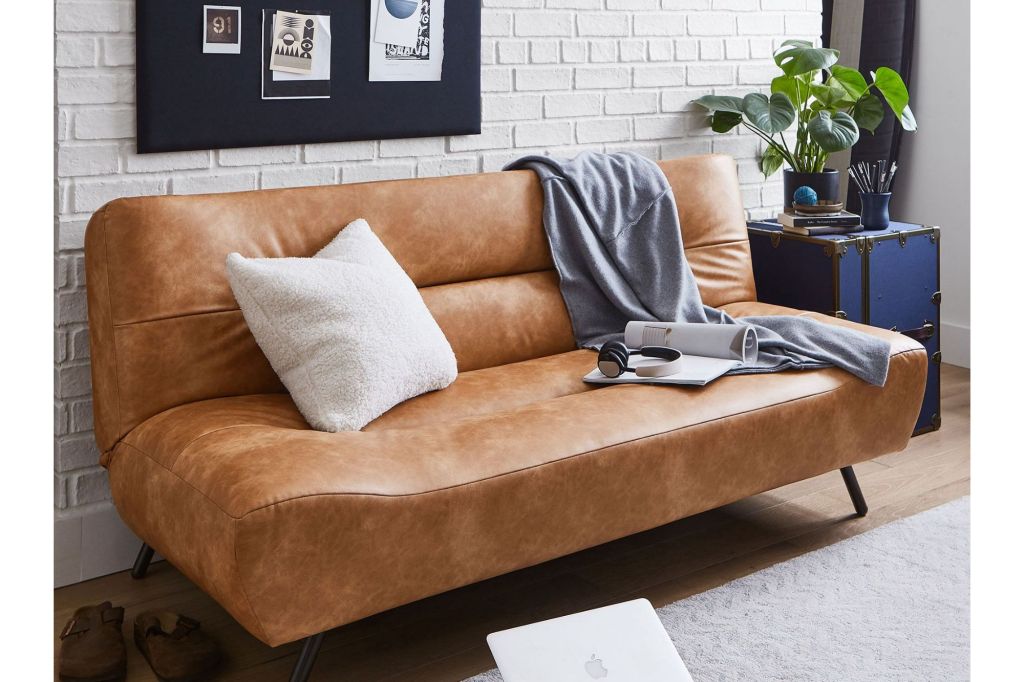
[85,154,926,679]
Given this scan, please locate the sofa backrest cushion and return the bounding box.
[85,153,755,454]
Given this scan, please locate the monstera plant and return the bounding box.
[693,40,916,202]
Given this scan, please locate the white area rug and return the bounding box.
[466,497,969,682]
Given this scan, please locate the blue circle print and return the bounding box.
[385,0,419,20]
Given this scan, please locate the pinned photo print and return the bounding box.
[262,10,331,100]
[203,5,241,54]
[369,0,444,81]
[270,10,317,74]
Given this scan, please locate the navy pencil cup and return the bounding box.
[859,192,892,230]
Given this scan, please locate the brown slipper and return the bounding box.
[133,611,221,682]
[58,602,127,682]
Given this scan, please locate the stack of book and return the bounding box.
[778,209,862,236]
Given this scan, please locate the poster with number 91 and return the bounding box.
[204,5,241,54]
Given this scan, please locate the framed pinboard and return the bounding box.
[135,1,481,153]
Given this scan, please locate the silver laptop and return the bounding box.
[486,599,694,681]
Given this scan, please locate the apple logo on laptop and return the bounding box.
[585,654,608,679]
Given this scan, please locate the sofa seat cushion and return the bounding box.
[106,304,926,646]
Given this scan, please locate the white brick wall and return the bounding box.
[53,0,823,584]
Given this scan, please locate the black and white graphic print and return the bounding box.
[368,0,444,82]
[270,10,316,74]
[262,10,331,99]
[385,0,430,60]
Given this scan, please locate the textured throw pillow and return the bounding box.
[226,219,457,431]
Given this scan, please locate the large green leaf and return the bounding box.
[811,82,852,109]
[760,145,785,178]
[710,110,743,133]
[742,92,796,135]
[872,67,910,120]
[771,75,804,109]
[829,64,869,100]
[807,111,859,152]
[773,42,839,77]
[691,95,744,114]
[771,39,812,70]
[851,94,885,133]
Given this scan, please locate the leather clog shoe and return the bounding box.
[58,602,127,682]
[133,611,221,682]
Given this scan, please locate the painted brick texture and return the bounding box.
[54,0,823,526]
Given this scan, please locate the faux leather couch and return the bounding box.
[85,154,926,678]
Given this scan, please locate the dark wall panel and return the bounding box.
[136,1,481,153]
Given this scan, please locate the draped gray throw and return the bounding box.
[505,151,892,386]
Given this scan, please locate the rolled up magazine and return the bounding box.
[624,321,757,364]
[584,321,758,386]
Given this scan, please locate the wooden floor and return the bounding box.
[55,365,970,682]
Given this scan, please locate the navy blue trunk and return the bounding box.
[747,220,941,435]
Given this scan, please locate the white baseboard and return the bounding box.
[940,321,970,368]
[54,502,162,588]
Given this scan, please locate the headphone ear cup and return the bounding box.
[607,341,630,365]
[597,341,629,377]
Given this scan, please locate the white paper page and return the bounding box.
[582,355,742,387]
[374,0,422,48]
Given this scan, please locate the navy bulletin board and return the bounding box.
[136,1,481,153]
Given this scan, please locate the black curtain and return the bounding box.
[822,0,916,214]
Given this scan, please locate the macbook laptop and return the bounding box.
[486,599,694,681]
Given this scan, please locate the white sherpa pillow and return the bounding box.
[225,219,457,431]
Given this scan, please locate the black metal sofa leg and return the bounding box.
[131,543,155,579]
[289,632,326,682]
[840,465,869,517]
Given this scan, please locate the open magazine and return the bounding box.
[583,321,757,387]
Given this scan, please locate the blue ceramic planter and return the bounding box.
[783,168,840,208]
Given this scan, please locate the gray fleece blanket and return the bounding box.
[504,151,891,386]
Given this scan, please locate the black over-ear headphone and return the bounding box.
[597,341,684,378]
